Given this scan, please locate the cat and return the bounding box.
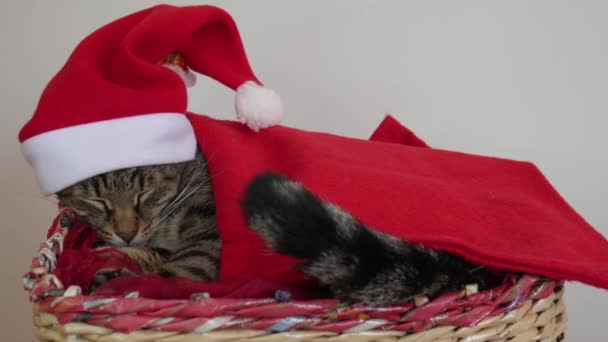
[57,150,491,305]
[57,151,220,282]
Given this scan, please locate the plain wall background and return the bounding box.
[1,1,606,340]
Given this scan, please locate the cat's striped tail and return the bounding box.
[242,172,491,306]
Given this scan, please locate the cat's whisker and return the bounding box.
[158,158,212,219]
[159,165,201,216]
[203,151,218,165]
[159,189,194,218]
[206,168,226,181]
[157,184,207,223]
[162,186,204,214]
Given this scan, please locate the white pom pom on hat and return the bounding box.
[19,4,285,194]
[235,81,285,132]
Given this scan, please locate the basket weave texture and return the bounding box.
[26,210,567,341]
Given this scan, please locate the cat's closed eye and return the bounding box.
[69,205,107,229]
[82,198,112,211]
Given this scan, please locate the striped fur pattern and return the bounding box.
[57,151,221,287]
[243,172,492,306]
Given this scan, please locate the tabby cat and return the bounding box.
[57,150,491,305]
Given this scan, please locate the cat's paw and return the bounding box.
[89,268,136,294]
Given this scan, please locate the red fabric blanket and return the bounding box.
[52,115,608,295]
[187,113,608,289]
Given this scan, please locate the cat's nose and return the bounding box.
[117,230,136,243]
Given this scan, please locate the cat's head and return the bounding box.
[57,158,199,247]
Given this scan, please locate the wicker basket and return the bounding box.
[26,211,567,342]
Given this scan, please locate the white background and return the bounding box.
[1,1,606,340]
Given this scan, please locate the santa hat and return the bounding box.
[19,4,284,194]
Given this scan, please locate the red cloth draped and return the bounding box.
[189,114,608,289]
[52,115,608,297]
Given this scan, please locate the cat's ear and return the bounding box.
[45,193,60,206]
[57,183,88,198]
[54,187,74,204]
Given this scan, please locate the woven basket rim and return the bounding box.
[32,287,567,341]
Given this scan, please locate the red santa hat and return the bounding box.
[19,4,284,194]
